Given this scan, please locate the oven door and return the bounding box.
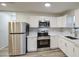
[37,39,50,48]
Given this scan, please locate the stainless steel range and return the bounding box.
[37,20,50,48]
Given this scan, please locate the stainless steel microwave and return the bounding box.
[39,21,50,27]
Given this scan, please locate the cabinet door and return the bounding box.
[56,16,66,27]
[56,17,61,27]
[50,17,57,27]
[50,36,58,49]
[74,9,79,27]
[73,46,79,57]
[59,38,74,57]
[58,37,65,51]
[62,15,67,27]
[27,37,37,52]
[58,37,79,57]
[66,16,74,27]
[63,39,75,57]
[29,16,39,27]
[65,41,73,57]
[60,38,68,53]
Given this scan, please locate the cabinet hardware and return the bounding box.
[73,48,75,53]
[65,43,67,47]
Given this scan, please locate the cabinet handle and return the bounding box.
[65,43,67,47]
[73,48,75,53]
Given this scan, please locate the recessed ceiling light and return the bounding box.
[1,3,7,7]
[44,3,51,7]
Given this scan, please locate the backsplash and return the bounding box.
[29,27,79,38]
[49,28,72,36]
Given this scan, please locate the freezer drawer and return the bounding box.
[9,34,26,56]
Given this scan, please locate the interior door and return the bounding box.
[0,12,10,49]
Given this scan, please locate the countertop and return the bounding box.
[27,31,37,38]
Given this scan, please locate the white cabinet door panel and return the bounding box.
[75,9,79,27]
[50,36,58,49]
[27,37,37,52]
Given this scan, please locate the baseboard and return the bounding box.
[0,46,8,50]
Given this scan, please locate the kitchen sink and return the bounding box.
[65,36,78,40]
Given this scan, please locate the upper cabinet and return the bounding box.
[66,15,75,27]
[50,15,67,28]
[74,9,79,27]
[56,15,67,27]
[16,13,39,27]
[50,14,76,28]
[16,12,78,28]
[28,16,39,28]
[50,17,57,27]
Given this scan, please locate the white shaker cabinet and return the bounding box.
[65,41,79,57]
[16,13,39,27]
[74,9,79,27]
[58,37,78,57]
[56,17,63,27]
[50,36,58,49]
[50,35,79,57]
[72,45,79,57]
[64,40,74,57]
[27,37,37,52]
[28,16,39,27]
[58,37,69,55]
[50,17,57,27]
[62,15,67,27]
[56,15,67,27]
[66,15,74,27]
[58,37,65,51]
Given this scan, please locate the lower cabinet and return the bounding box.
[72,46,79,57]
[58,37,65,52]
[27,37,37,52]
[59,38,74,57]
[58,37,79,57]
[27,35,79,57]
[64,40,74,57]
[50,36,58,49]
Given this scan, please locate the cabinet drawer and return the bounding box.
[50,36,58,49]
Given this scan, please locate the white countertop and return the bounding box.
[27,31,37,38]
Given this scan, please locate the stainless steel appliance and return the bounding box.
[38,21,50,34]
[9,22,29,56]
[37,21,50,48]
[37,39,50,48]
[39,21,50,27]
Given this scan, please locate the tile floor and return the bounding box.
[0,47,67,57]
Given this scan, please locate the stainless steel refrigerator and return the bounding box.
[9,22,29,56]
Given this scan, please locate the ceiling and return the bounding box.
[0,2,79,14]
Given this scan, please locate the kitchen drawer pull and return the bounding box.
[65,43,67,47]
[73,48,75,53]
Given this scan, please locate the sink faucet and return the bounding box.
[73,23,77,37]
